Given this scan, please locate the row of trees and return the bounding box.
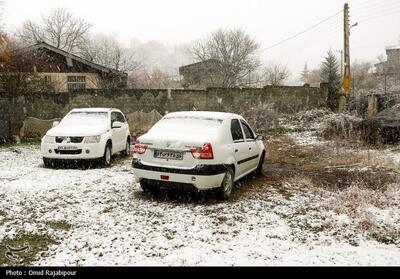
[1,7,382,91]
[0,8,183,89]
[3,8,293,88]
[301,51,380,96]
[189,28,292,87]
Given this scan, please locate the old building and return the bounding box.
[179,59,223,89]
[375,46,400,74]
[0,41,127,92]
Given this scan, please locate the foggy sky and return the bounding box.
[2,0,400,83]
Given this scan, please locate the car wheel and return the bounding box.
[254,152,265,177]
[219,167,234,200]
[102,143,112,167]
[43,158,52,168]
[140,181,159,195]
[122,138,130,156]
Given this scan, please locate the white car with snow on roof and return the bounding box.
[131,111,266,199]
[41,108,131,167]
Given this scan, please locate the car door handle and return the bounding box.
[235,149,238,153]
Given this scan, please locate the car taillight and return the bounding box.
[132,141,148,154]
[191,143,214,160]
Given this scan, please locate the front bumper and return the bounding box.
[132,159,227,190]
[41,142,105,159]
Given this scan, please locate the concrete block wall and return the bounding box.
[0,86,328,139]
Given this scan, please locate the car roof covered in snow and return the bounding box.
[70,108,120,113]
[164,111,244,121]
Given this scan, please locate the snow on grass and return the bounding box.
[287,131,329,147]
[283,128,400,248]
[1,144,400,266]
[371,148,400,167]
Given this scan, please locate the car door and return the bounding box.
[230,119,248,178]
[240,120,260,172]
[117,112,130,145]
[111,111,125,152]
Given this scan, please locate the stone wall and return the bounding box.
[367,92,400,117]
[0,85,328,140]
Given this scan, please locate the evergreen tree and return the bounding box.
[300,62,309,84]
[320,50,341,110]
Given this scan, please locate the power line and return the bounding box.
[258,2,398,59]
[353,2,400,21]
[260,10,342,52]
[352,0,398,12]
[357,8,400,24]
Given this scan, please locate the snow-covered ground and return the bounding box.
[1,143,399,266]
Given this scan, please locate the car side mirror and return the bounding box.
[256,135,263,141]
[52,121,59,127]
[112,121,123,129]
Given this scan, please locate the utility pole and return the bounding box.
[336,49,343,77]
[339,3,351,112]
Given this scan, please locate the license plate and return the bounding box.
[154,150,183,160]
[57,146,78,150]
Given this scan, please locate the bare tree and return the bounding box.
[261,62,290,86]
[0,1,4,30]
[16,8,92,53]
[307,68,321,87]
[0,35,53,92]
[376,54,386,63]
[129,67,180,89]
[351,60,378,95]
[189,28,260,87]
[81,33,141,73]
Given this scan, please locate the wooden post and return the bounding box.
[339,3,351,112]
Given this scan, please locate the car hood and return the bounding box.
[46,124,109,137]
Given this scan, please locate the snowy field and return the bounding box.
[1,135,399,266]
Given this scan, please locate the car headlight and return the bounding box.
[84,135,101,144]
[42,136,55,143]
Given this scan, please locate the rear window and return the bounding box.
[150,116,223,136]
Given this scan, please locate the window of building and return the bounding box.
[44,75,52,83]
[67,76,86,91]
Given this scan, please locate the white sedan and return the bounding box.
[132,111,266,199]
[41,108,131,167]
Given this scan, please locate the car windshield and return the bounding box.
[60,112,109,126]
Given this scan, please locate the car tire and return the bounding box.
[102,143,112,167]
[122,138,130,157]
[140,181,159,195]
[219,167,234,200]
[254,152,265,177]
[43,158,52,168]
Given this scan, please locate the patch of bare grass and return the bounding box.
[0,233,57,266]
[285,175,400,246]
[46,220,72,231]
